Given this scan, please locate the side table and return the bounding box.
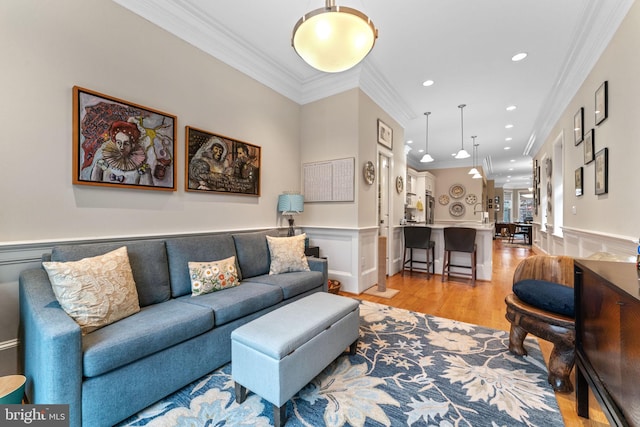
[304,246,320,258]
[0,375,26,404]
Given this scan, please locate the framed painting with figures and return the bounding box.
[72,86,176,191]
[185,127,261,196]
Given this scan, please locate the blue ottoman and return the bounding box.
[231,292,360,427]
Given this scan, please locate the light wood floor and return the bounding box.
[340,239,609,427]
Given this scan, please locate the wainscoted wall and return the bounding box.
[0,227,389,374]
[561,227,636,260]
[531,224,636,261]
[302,226,379,294]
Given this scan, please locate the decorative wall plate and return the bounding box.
[396,176,404,193]
[439,194,450,205]
[363,161,375,185]
[465,193,477,205]
[449,184,466,199]
[449,202,465,217]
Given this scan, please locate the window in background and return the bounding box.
[503,190,512,222]
[518,191,534,222]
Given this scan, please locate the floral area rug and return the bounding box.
[118,300,563,426]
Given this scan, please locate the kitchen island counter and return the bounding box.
[399,222,494,281]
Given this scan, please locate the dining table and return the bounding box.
[514,223,532,245]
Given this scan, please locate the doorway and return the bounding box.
[377,152,392,277]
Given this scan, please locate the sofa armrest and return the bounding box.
[19,267,83,423]
[306,257,328,292]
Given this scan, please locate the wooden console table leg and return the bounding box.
[576,363,589,418]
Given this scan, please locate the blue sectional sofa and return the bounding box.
[19,229,328,427]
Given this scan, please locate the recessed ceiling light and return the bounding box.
[422,80,435,87]
[510,159,516,162]
[407,140,413,144]
[511,52,527,62]
[509,168,514,171]
[505,124,514,129]
[504,146,511,150]
[505,137,512,141]
[506,105,517,111]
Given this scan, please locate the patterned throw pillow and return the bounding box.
[188,256,239,296]
[266,234,310,275]
[42,246,141,335]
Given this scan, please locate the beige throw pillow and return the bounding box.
[188,256,240,296]
[266,234,310,275]
[42,246,140,335]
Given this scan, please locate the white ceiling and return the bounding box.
[113,0,633,188]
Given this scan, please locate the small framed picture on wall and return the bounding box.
[595,148,608,195]
[574,107,584,145]
[575,167,583,196]
[595,81,608,125]
[583,128,594,164]
[377,119,393,150]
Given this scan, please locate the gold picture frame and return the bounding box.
[73,86,177,191]
[185,127,261,196]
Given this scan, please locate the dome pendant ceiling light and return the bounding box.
[420,112,434,163]
[468,135,479,174]
[292,0,378,73]
[472,141,483,179]
[454,104,471,159]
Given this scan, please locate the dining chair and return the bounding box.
[442,227,477,285]
[402,226,435,277]
[507,223,527,244]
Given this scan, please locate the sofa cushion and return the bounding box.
[188,256,240,296]
[266,234,310,274]
[166,234,238,298]
[82,299,214,377]
[50,240,171,307]
[513,279,575,317]
[178,282,283,326]
[43,246,141,335]
[244,270,324,299]
[232,229,279,279]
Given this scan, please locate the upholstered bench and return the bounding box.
[231,292,360,427]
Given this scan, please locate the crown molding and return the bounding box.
[359,61,416,127]
[296,67,362,105]
[113,0,633,165]
[112,0,305,102]
[112,0,413,122]
[523,0,635,156]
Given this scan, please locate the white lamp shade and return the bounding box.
[292,6,377,73]
[455,149,470,159]
[278,194,304,214]
[420,153,434,163]
[468,167,479,175]
[472,172,483,179]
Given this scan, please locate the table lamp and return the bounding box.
[278,193,304,236]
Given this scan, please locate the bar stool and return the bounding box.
[442,227,477,285]
[402,226,435,277]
